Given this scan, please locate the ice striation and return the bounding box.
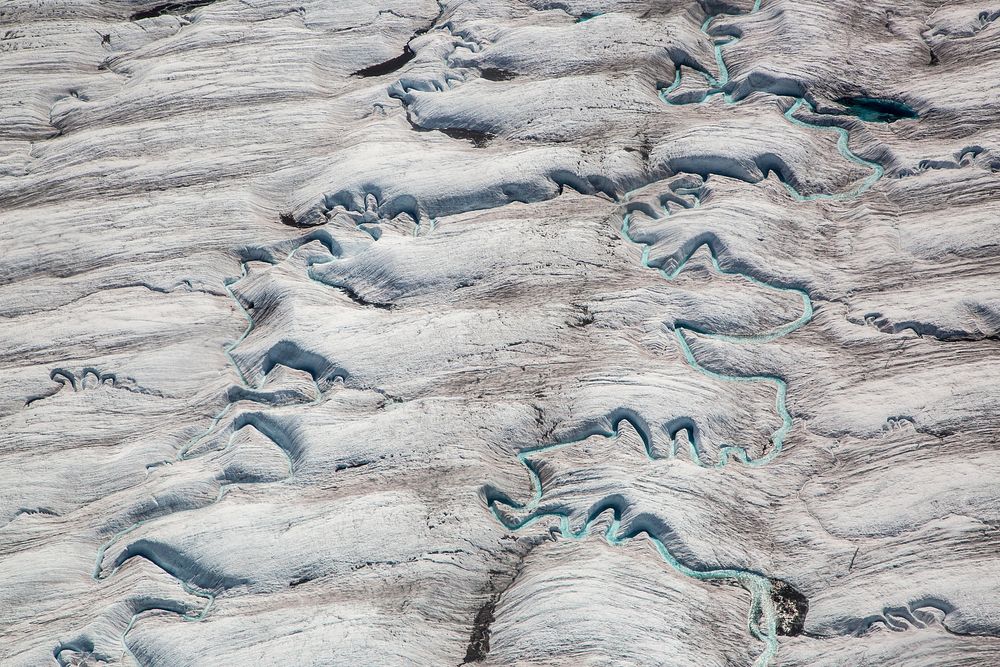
[1,0,999,665]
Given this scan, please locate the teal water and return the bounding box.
[95,251,323,653]
[117,568,216,664]
[488,0,902,664]
[486,184,796,664]
[659,0,887,201]
[485,187,801,664]
[621,202,802,468]
[95,2,905,660]
[835,96,918,123]
[487,417,778,667]
[780,98,884,201]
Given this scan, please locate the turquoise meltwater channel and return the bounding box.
[488,1,914,664]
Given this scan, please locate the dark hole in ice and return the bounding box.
[834,96,918,123]
[352,46,417,77]
[131,0,218,20]
[352,7,446,78]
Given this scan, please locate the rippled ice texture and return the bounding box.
[2,0,1000,665]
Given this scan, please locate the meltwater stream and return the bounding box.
[659,0,898,202]
[84,249,331,663]
[487,1,899,665]
[487,191,815,662]
[83,261,261,664]
[486,414,780,667]
[84,2,899,662]
[620,189,803,469]
[84,215,421,663]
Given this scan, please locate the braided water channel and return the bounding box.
[488,1,896,664]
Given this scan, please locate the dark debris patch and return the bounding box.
[480,68,517,81]
[462,592,500,663]
[335,284,395,310]
[279,212,305,228]
[278,212,325,229]
[401,111,496,148]
[437,127,496,148]
[772,580,809,636]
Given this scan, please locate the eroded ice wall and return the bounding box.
[2,0,999,665]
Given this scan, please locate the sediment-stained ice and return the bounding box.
[2,0,999,665]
